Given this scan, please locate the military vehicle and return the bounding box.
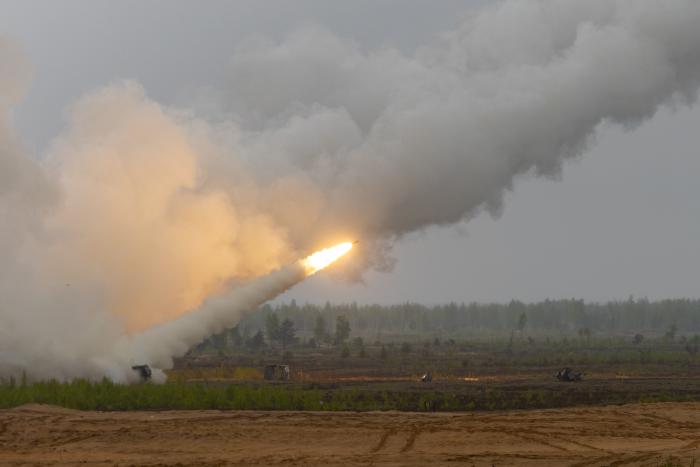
[556,367,583,382]
[264,364,290,381]
[131,364,152,382]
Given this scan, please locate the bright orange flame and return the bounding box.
[301,242,353,275]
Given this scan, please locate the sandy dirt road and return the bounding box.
[1,403,699,466]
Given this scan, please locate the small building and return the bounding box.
[264,364,290,381]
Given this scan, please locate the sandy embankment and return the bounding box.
[1,403,699,466]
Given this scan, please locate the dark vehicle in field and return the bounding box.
[131,364,152,382]
[556,367,583,382]
[264,364,290,381]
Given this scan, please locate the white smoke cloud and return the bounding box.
[120,263,307,382]
[2,0,700,381]
[42,82,297,331]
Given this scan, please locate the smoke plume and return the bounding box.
[2,0,700,381]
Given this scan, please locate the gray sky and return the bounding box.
[2,0,698,305]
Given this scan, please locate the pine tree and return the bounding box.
[334,315,351,345]
[313,314,328,346]
[279,318,298,349]
[265,313,281,345]
[249,330,265,349]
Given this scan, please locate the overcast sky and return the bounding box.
[2,0,698,305]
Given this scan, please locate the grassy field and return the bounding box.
[3,377,700,412]
[2,336,700,412]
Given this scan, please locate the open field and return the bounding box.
[1,402,699,466]
[4,335,700,412]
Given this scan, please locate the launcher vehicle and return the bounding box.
[131,364,152,382]
[556,367,583,382]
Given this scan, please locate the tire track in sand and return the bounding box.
[370,429,396,453]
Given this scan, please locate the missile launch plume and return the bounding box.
[117,242,353,381]
[2,0,700,380]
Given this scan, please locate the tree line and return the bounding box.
[191,297,700,352]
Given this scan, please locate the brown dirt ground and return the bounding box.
[1,403,699,466]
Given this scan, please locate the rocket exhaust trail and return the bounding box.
[120,242,354,381]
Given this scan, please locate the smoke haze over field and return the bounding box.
[1,0,700,380]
